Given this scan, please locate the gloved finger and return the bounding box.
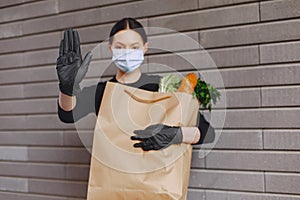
[142,145,153,151]
[133,142,143,148]
[73,30,81,56]
[133,141,152,151]
[130,135,144,141]
[152,144,163,150]
[68,28,74,52]
[141,140,154,151]
[59,39,64,57]
[63,29,69,53]
[133,129,143,135]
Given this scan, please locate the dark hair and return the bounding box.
[109,17,148,45]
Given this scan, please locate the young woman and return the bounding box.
[56,17,215,151]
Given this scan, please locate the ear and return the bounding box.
[108,43,112,54]
[143,42,149,54]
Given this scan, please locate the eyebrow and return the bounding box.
[115,42,141,45]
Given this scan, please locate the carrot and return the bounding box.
[177,72,198,94]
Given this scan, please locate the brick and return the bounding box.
[189,169,264,192]
[147,31,199,54]
[0,0,37,8]
[202,63,300,88]
[198,0,259,9]
[0,192,84,200]
[0,162,89,181]
[217,87,261,108]
[148,51,216,72]
[28,147,90,164]
[0,131,63,146]
[208,46,259,68]
[0,0,58,23]
[0,146,27,161]
[0,22,23,39]
[0,115,77,130]
[261,0,300,21]
[24,82,59,98]
[206,150,300,172]
[28,179,87,197]
[260,41,300,64]
[149,3,259,33]
[187,189,206,200]
[0,0,24,8]
[205,190,300,200]
[65,165,90,181]
[262,86,300,107]
[0,84,24,100]
[264,130,300,150]
[58,0,129,12]
[200,129,263,149]
[0,162,63,179]
[0,48,58,69]
[200,19,300,48]
[22,9,101,35]
[0,177,28,193]
[0,53,24,69]
[0,66,57,84]
[214,108,300,128]
[77,23,118,43]
[100,0,198,23]
[266,173,300,194]
[0,98,56,114]
[0,32,60,54]
[191,150,206,168]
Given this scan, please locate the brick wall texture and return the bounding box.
[1,0,300,199]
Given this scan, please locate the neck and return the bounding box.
[116,68,142,84]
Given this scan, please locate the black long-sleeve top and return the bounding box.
[57,73,215,145]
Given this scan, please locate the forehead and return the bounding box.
[112,29,143,45]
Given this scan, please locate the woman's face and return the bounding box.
[109,29,148,55]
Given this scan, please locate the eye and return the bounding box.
[132,46,139,49]
[115,46,122,49]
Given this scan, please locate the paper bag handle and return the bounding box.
[124,89,172,103]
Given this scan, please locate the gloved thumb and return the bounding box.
[75,51,92,83]
[82,51,93,69]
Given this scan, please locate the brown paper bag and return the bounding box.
[86,81,199,200]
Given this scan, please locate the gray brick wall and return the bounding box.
[1,0,300,199]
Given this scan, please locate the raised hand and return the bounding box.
[56,28,92,96]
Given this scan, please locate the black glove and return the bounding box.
[131,124,183,151]
[56,28,92,96]
[196,113,215,144]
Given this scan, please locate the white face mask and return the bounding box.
[111,48,144,73]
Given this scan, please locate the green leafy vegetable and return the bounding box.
[158,74,181,92]
[192,78,221,111]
